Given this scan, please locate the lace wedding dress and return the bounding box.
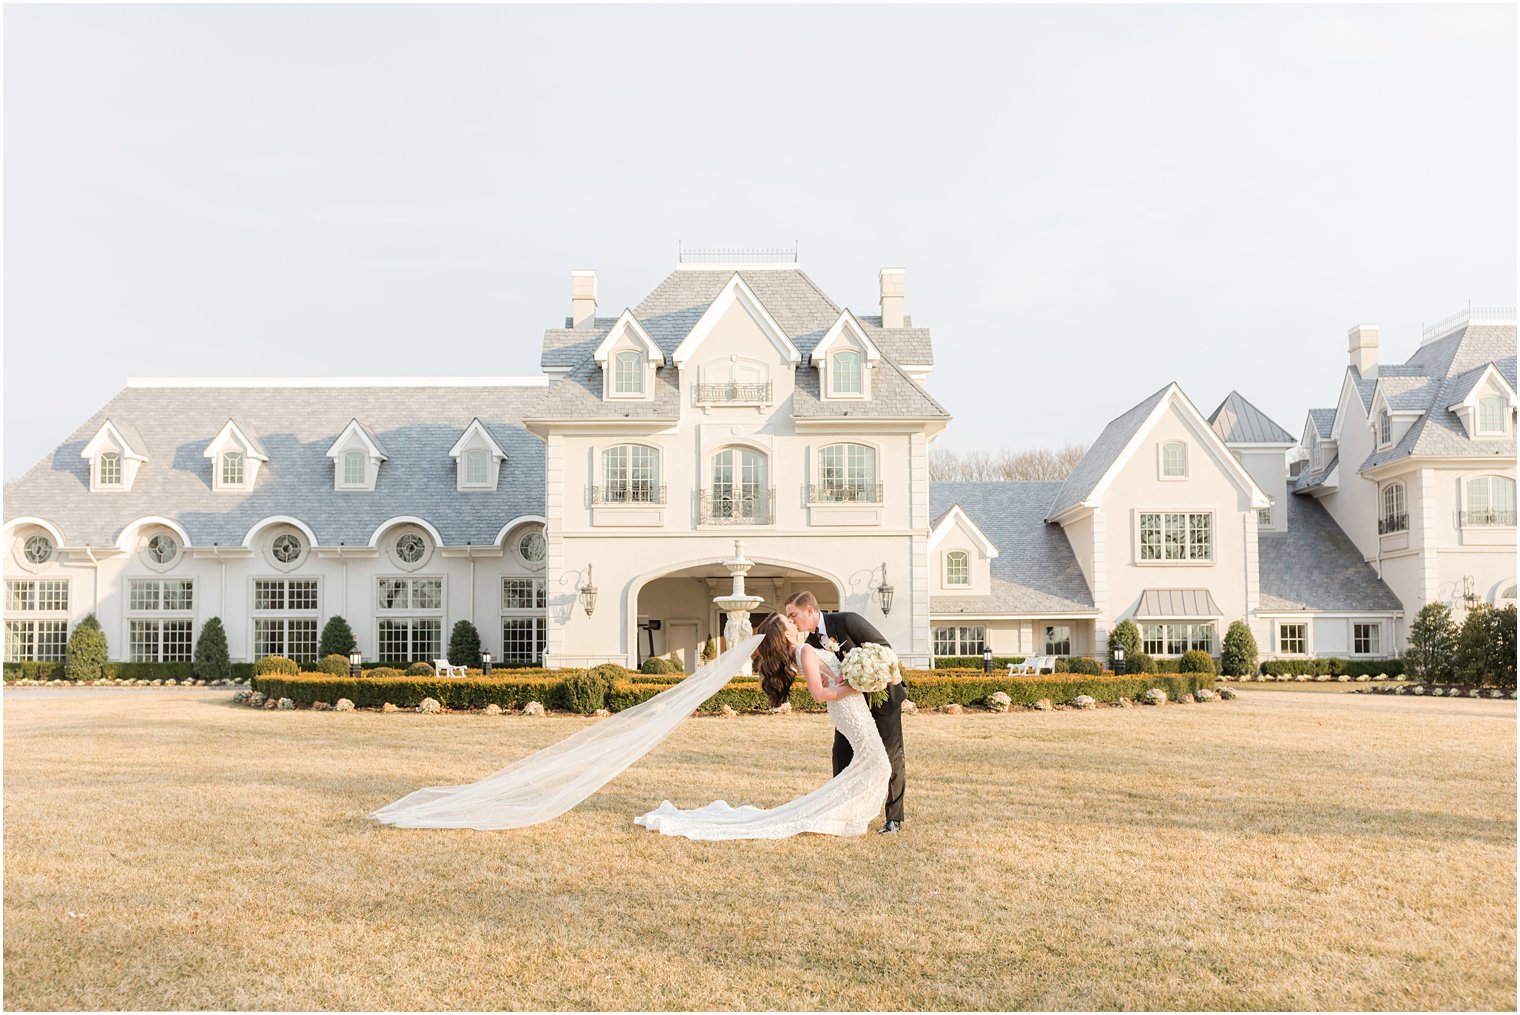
[633,645,891,839]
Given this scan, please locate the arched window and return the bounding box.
[1378,410,1392,447]
[221,451,245,486]
[343,450,366,486]
[1161,441,1187,478]
[601,445,659,503]
[709,447,768,521]
[1479,396,1505,434]
[1499,583,1517,608]
[1380,483,1407,534]
[98,452,122,486]
[831,351,862,395]
[944,550,970,586]
[613,351,644,395]
[1463,475,1516,527]
[817,443,879,503]
[464,449,488,486]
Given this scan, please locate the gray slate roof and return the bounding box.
[1259,496,1403,612]
[1306,408,1337,438]
[928,481,1096,615]
[1046,383,1172,519]
[1291,453,1338,493]
[1135,588,1224,618]
[1209,390,1294,444]
[4,385,548,547]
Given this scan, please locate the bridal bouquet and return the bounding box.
[840,643,903,708]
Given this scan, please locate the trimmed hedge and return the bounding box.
[931,656,1027,670]
[5,660,257,682]
[1259,657,1406,678]
[253,655,299,677]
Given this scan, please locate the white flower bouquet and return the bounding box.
[840,642,903,708]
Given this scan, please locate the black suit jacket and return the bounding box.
[806,611,891,655]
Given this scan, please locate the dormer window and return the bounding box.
[343,450,365,486]
[99,452,122,486]
[1160,441,1187,479]
[614,351,644,395]
[1378,409,1391,447]
[814,310,880,401]
[832,351,862,394]
[944,550,970,586]
[81,419,149,492]
[326,419,387,493]
[465,449,488,486]
[204,419,268,492]
[221,451,245,486]
[593,310,662,402]
[449,418,508,492]
[1479,396,1505,434]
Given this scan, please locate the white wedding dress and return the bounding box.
[633,644,891,839]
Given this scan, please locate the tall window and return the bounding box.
[1141,623,1215,655]
[1353,622,1381,655]
[1478,396,1505,434]
[464,449,488,486]
[253,578,320,662]
[501,578,547,665]
[1044,625,1072,656]
[343,450,366,486]
[222,451,245,486]
[1380,483,1407,533]
[3,579,69,662]
[613,350,644,395]
[98,452,122,486]
[817,443,879,502]
[932,625,985,657]
[944,551,970,586]
[1278,622,1307,655]
[601,445,660,503]
[1161,442,1187,478]
[376,577,443,663]
[1258,505,1272,526]
[711,447,767,520]
[1463,475,1516,526]
[1138,512,1212,561]
[1378,410,1391,446]
[128,578,194,662]
[831,351,862,395]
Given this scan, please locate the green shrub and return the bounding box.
[1258,657,1405,678]
[561,671,609,714]
[1128,651,1157,675]
[1066,656,1103,676]
[1405,603,1457,682]
[64,614,108,681]
[405,662,435,677]
[448,620,482,667]
[931,656,1026,670]
[1052,658,1070,673]
[1108,620,1141,670]
[1179,650,1218,675]
[1497,605,1518,689]
[318,616,356,659]
[639,656,677,675]
[1220,620,1257,677]
[253,655,299,677]
[701,637,718,663]
[316,654,350,676]
[193,617,232,682]
[589,663,631,683]
[368,667,404,677]
[1454,604,1509,686]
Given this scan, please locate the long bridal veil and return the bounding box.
[369,634,764,830]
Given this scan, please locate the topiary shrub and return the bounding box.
[1453,603,1509,686]
[640,656,676,675]
[193,616,232,682]
[560,671,609,714]
[64,614,108,681]
[405,662,436,677]
[1128,651,1157,675]
[318,615,356,659]
[253,655,299,677]
[1405,602,1457,682]
[448,620,482,667]
[369,666,404,678]
[1109,620,1141,670]
[1052,658,1070,673]
[701,637,718,663]
[1220,620,1258,677]
[1179,649,1218,675]
[316,654,350,676]
[589,662,631,684]
[1066,656,1103,676]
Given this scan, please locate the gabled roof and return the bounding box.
[1261,496,1403,612]
[1306,408,1337,438]
[811,310,882,364]
[80,418,150,461]
[1292,453,1339,494]
[524,354,682,424]
[928,503,999,558]
[669,273,801,367]
[1208,390,1294,445]
[447,418,509,460]
[326,419,388,461]
[928,482,1095,615]
[592,310,664,367]
[1446,362,1516,409]
[792,355,950,421]
[204,419,269,461]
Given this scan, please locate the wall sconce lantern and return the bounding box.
[872,562,895,617]
[349,649,363,679]
[579,564,598,618]
[481,651,493,676]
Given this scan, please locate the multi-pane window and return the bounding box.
[944,551,970,586]
[501,578,547,611]
[518,531,546,563]
[464,449,488,485]
[1138,512,1212,561]
[1380,483,1407,533]
[376,577,443,611]
[271,534,303,565]
[1463,475,1517,526]
[602,445,659,503]
[222,451,245,486]
[1478,396,1504,434]
[1277,623,1307,655]
[1161,442,1186,478]
[932,625,985,657]
[253,578,320,663]
[98,452,122,486]
[818,443,878,502]
[831,351,862,394]
[3,579,70,662]
[129,579,193,612]
[711,447,767,520]
[1141,623,1215,655]
[343,450,366,486]
[147,534,179,565]
[130,620,193,662]
[1257,505,1272,526]
[1044,625,1072,656]
[613,350,644,394]
[376,577,443,663]
[1378,410,1391,446]
[1353,622,1381,655]
[499,576,547,665]
[127,579,194,662]
[6,580,70,612]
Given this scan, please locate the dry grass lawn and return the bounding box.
[4,687,1515,1011]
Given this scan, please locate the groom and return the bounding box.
[782,591,906,834]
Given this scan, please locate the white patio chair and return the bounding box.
[1008,655,1050,676]
[433,658,467,678]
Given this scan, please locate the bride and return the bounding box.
[633,612,890,839]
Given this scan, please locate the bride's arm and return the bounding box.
[799,645,858,703]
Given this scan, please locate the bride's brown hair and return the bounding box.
[753,613,799,709]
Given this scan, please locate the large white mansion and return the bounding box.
[4,257,1515,670]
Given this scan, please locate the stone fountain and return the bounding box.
[713,540,765,674]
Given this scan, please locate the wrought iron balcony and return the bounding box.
[807,482,885,505]
[1378,513,1409,535]
[1460,509,1516,527]
[589,484,666,506]
[694,381,773,405]
[698,489,775,525]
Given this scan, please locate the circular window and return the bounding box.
[23,535,53,565]
[272,533,303,564]
[396,533,426,564]
[147,534,179,565]
[519,531,546,564]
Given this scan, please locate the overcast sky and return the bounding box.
[4,4,1516,479]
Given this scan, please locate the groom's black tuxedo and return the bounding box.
[806,611,906,824]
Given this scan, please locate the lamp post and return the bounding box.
[1113,645,1126,676]
[481,650,492,677]
[983,646,993,674]
[349,649,362,679]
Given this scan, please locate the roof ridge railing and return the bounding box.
[677,242,799,266]
[1421,302,1518,343]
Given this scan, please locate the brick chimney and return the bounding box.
[571,270,598,329]
[879,268,905,329]
[1348,324,1378,378]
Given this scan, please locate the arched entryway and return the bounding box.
[630,560,842,673]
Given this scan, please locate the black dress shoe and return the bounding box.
[878,820,901,834]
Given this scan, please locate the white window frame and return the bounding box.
[1140,622,1215,656]
[463,449,489,487]
[221,451,245,487]
[98,451,123,487]
[932,625,985,657]
[943,550,970,587]
[600,444,661,504]
[611,349,646,397]
[1276,621,1308,656]
[829,350,864,398]
[3,578,70,663]
[1378,409,1392,448]
[1044,625,1072,656]
[1462,475,1516,528]
[1351,621,1381,656]
[1136,510,1214,564]
[500,577,548,665]
[251,577,321,663]
[375,576,445,664]
[1477,396,1506,435]
[127,577,195,663]
[1381,482,1407,533]
[1159,441,1187,480]
[816,443,880,503]
[341,450,367,488]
